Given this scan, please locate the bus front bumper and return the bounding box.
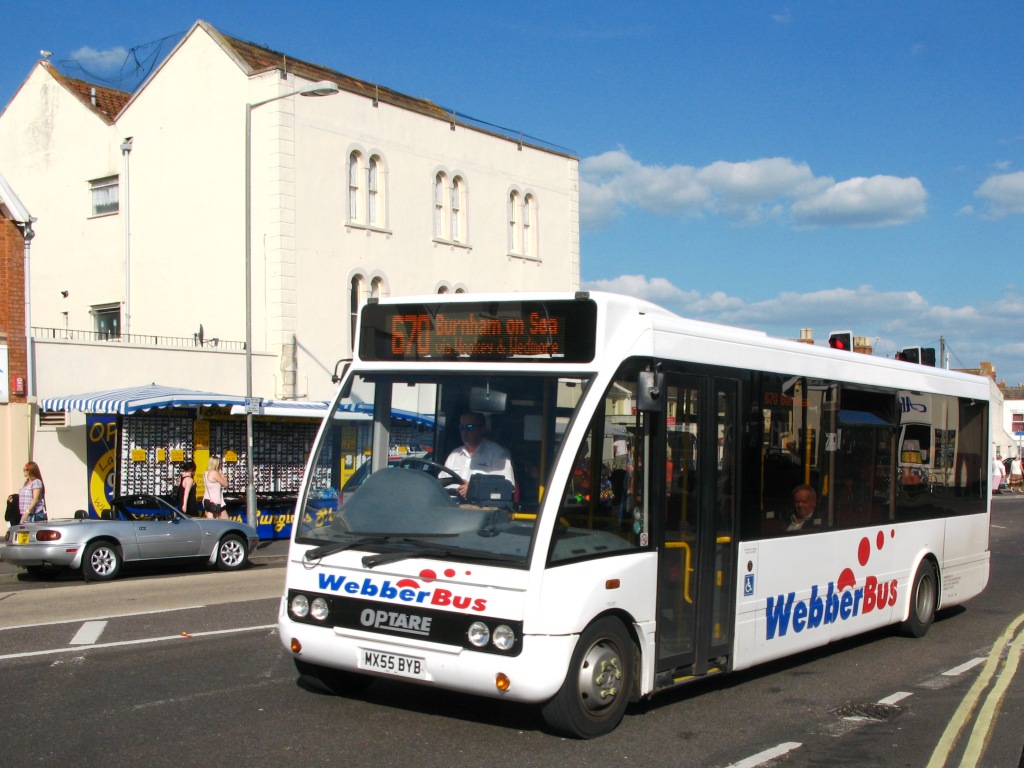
[278,612,577,704]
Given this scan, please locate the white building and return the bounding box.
[0,20,580,513]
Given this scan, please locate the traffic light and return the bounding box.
[897,347,936,366]
[896,347,921,364]
[828,331,853,351]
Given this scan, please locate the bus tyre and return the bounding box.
[901,559,938,638]
[294,658,373,696]
[541,616,635,739]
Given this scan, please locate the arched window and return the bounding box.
[507,190,538,258]
[522,193,535,257]
[348,153,362,222]
[367,156,381,226]
[450,176,464,242]
[508,191,521,253]
[349,274,364,351]
[370,276,384,300]
[434,173,447,239]
[433,171,468,245]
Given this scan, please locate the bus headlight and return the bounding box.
[310,597,329,621]
[467,621,490,647]
[290,594,310,618]
[493,624,516,651]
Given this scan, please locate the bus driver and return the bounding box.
[444,412,516,499]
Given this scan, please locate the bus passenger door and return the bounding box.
[657,374,738,677]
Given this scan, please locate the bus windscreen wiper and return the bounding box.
[304,533,453,561]
[361,538,519,568]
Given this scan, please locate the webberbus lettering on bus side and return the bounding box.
[765,576,898,640]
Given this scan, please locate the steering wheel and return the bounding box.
[397,457,464,488]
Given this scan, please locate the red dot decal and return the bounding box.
[858,537,870,566]
[396,579,419,589]
[891,529,896,538]
[876,531,885,550]
[444,568,456,578]
[837,567,856,591]
[419,569,437,582]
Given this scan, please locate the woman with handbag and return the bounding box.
[19,461,47,523]
[202,456,229,519]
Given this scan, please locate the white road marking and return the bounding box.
[70,620,108,645]
[878,691,913,705]
[0,624,276,661]
[942,657,986,676]
[725,742,802,768]
[0,606,207,632]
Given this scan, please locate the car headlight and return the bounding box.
[290,594,309,618]
[310,597,329,621]
[467,621,490,647]
[492,624,516,651]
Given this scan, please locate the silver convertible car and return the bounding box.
[2,494,259,581]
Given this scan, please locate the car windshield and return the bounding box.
[295,372,589,565]
[112,495,181,521]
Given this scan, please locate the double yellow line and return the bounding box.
[927,611,1024,767]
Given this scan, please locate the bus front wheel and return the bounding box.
[901,559,938,638]
[541,617,635,739]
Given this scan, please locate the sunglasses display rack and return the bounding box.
[120,414,195,497]
[210,419,321,494]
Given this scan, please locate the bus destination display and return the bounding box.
[360,299,597,363]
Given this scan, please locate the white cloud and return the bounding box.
[976,170,1024,218]
[580,274,1024,383]
[580,149,927,230]
[791,175,928,228]
[70,46,129,74]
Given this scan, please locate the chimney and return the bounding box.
[854,336,873,355]
[796,328,814,345]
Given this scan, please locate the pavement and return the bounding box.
[0,532,290,584]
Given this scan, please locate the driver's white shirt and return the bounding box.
[444,438,516,484]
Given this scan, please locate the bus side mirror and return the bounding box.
[636,370,664,412]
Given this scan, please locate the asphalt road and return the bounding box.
[1,506,1023,767]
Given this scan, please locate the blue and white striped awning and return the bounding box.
[229,399,338,418]
[338,402,435,427]
[41,384,249,415]
[227,399,434,426]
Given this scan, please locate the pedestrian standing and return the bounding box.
[992,453,1006,495]
[203,456,229,519]
[178,460,199,516]
[19,461,47,523]
[1010,455,1024,493]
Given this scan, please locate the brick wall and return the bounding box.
[0,216,27,402]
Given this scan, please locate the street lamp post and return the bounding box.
[245,79,339,527]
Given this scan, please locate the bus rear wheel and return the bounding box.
[541,616,635,739]
[901,559,938,638]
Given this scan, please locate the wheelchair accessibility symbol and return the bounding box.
[744,574,755,596]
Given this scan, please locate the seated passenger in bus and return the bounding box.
[787,484,819,532]
[444,412,516,500]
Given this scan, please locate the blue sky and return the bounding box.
[4,2,1024,382]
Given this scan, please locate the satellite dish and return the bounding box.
[198,324,204,346]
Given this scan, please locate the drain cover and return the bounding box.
[835,702,903,721]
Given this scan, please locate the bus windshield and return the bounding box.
[296,371,589,565]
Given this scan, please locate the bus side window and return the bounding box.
[551,374,645,563]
